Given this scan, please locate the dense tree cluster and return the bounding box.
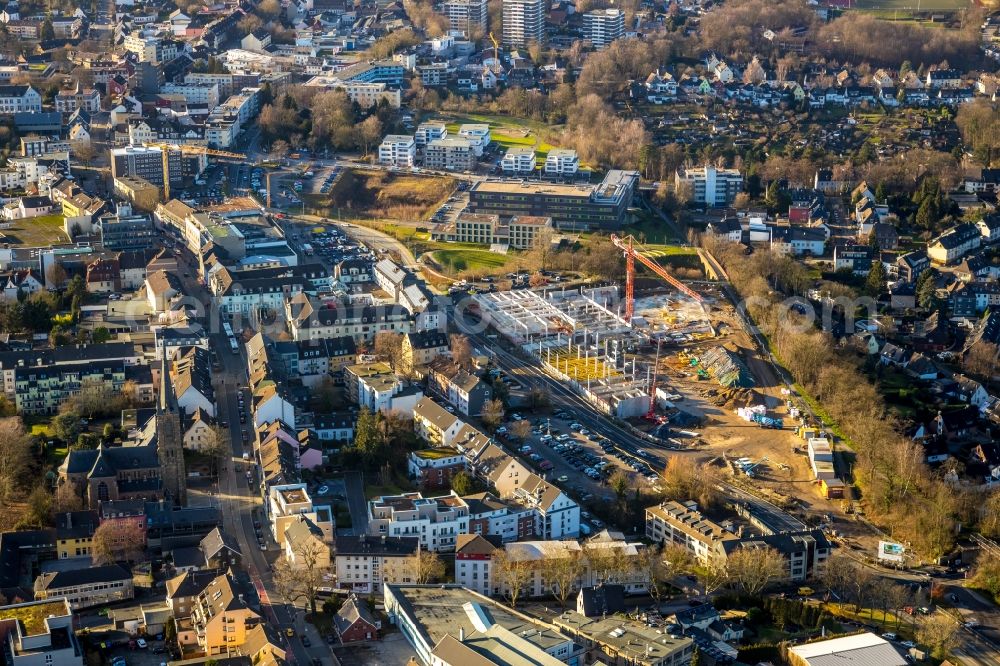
[703,237,973,558]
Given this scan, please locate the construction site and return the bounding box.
[475,238,861,529]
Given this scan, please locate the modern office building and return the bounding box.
[110,145,180,188]
[467,170,638,230]
[502,0,545,47]
[675,165,743,207]
[582,8,624,48]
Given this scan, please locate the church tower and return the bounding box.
[157,357,187,506]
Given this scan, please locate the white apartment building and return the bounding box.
[368,492,470,552]
[675,165,744,207]
[161,83,221,108]
[455,538,650,598]
[544,149,579,176]
[458,124,491,156]
[443,0,488,34]
[583,8,624,48]
[0,598,82,666]
[378,135,417,167]
[511,474,580,539]
[502,0,545,47]
[415,122,448,148]
[501,147,536,174]
[0,85,42,114]
[424,137,475,171]
[267,483,332,547]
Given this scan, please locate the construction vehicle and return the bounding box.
[741,456,768,478]
[751,413,783,429]
[609,234,702,322]
[144,143,245,200]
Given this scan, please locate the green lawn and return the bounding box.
[0,214,68,246]
[433,249,512,274]
[852,0,967,11]
[441,114,561,162]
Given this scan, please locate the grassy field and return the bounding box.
[440,113,561,162]
[432,248,513,273]
[851,0,969,13]
[0,214,68,246]
[304,169,456,222]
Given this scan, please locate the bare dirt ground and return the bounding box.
[636,286,877,545]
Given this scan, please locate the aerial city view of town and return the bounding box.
[2,0,1000,663]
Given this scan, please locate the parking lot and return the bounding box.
[106,637,172,666]
[494,402,663,532]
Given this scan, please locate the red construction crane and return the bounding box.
[610,234,703,322]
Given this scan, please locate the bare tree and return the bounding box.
[585,543,631,586]
[450,334,472,368]
[92,521,146,565]
[662,457,720,510]
[413,548,446,584]
[492,549,533,608]
[725,547,785,596]
[639,544,694,605]
[696,559,729,598]
[62,377,128,419]
[358,116,384,158]
[964,341,999,381]
[53,479,85,514]
[0,418,32,505]
[272,537,331,614]
[541,549,585,608]
[373,331,404,370]
[916,613,960,659]
[480,399,506,433]
[510,420,532,441]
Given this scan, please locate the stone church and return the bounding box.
[59,359,188,509]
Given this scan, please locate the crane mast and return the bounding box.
[610,233,703,322]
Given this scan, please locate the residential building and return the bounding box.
[408,448,467,489]
[0,85,42,114]
[428,360,493,416]
[544,149,579,177]
[415,122,447,148]
[769,226,826,256]
[424,137,476,171]
[54,85,101,114]
[455,537,649,598]
[645,501,830,582]
[501,147,536,174]
[458,124,491,156]
[0,598,82,666]
[0,343,140,401]
[378,135,416,167]
[833,245,874,274]
[368,492,470,552]
[285,295,412,343]
[502,0,545,47]
[267,484,332,547]
[15,359,128,415]
[435,214,553,249]
[54,510,98,560]
[583,9,624,48]
[675,165,743,207]
[344,362,423,415]
[34,565,134,610]
[511,474,580,539]
[928,223,982,265]
[401,331,450,375]
[333,595,380,643]
[413,396,464,447]
[175,571,260,657]
[282,516,331,569]
[443,0,488,34]
[467,170,637,230]
[333,535,419,594]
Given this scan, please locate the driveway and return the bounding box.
[343,471,368,536]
